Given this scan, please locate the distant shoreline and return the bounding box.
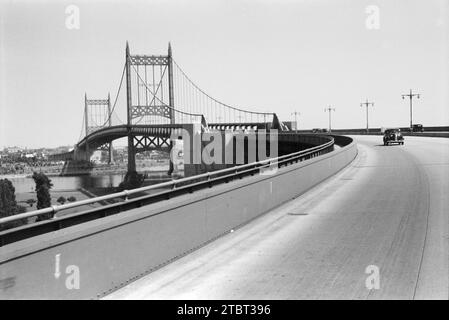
[0,173,31,179]
[0,169,180,180]
[0,172,63,179]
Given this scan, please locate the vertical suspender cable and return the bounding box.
[152,65,156,124]
[144,65,148,106]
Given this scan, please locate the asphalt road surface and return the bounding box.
[106,136,449,300]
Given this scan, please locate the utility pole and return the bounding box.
[291,111,300,132]
[402,89,420,131]
[360,99,374,133]
[324,106,335,133]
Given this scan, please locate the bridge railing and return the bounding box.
[0,134,334,246]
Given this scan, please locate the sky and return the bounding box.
[0,0,448,148]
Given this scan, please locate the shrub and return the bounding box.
[26,199,36,207]
[57,196,66,205]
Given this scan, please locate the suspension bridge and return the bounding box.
[4,42,448,300]
[51,42,287,177]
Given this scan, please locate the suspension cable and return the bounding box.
[77,110,86,142]
[172,59,272,117]
[133,65,168,125]
[99,63,126,127]
[130,64,203,119]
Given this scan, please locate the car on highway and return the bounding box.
[412,124,424,132]
[312,128,328,133]
[383,128,404,146]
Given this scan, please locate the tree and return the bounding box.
[26,199,36,207]
[57,196,66,205]
[118,171,144,192]
[0,179,28,230]
[0,179,17,218]
[67,196,77,202]
[16,205,27,213]
[32,172,53,221]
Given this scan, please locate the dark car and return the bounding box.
[412,124,424,132]
[312,128,328,133]
[383,128,404,146]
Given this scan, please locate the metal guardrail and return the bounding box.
[0,135,334,246]
[309,125,449,134]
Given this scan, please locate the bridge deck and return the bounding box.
[106,135,449,299]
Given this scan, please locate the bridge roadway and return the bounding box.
[106,135,449,299]
[50,122,271,161]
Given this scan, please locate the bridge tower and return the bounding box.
[84,93,114,163]
[125,42,175,174]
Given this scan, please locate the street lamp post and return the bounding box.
[402,89,420,131]
[324,106,335,133]
[291,111,300,132]
[360,99,374,133]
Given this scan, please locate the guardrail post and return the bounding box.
[207,172,212,188]
[51,205,58,219]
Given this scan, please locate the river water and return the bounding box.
[9,174,127,194]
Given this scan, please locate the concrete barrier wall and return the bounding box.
[401,132,449,138]
[0,138,357,299]
[301,126,449,138]
[329,126,449,133]
[297,126,449,138]
[184,132,333,177]
[331,131,449,138]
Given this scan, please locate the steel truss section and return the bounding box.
[129,55,169,66]
[131,105,172,119]
[133,135,170,152]
[85,94,111,136]
[97,142,112,151]
[86,99,109,106]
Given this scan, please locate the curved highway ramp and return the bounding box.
[106,136,449,300]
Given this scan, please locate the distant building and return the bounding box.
[4,146,22,154]
[90,151,102,163]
